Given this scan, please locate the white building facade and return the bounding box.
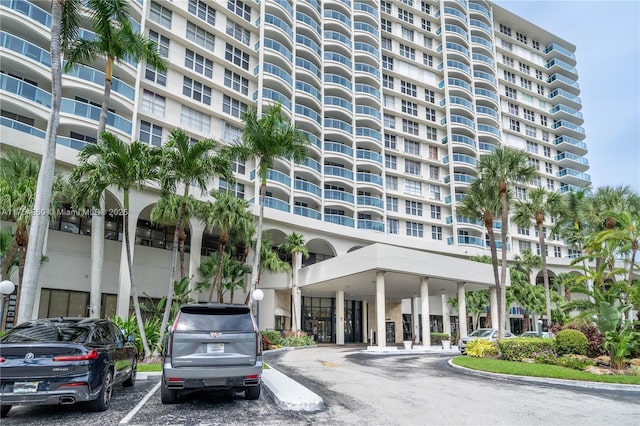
[0,0,589,345]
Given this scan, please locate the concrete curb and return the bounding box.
[448,359,640,392]
[261,365,324,411]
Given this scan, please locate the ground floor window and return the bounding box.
[301,297,363,343]
[37,288,118,319]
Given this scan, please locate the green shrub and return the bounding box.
[282,329,314,347]
[430,333,450,345]
[555,355,594,370]
[498,338,556,362]
[262,330,284,347]
[555,329,588,356]
[465,339,498,358]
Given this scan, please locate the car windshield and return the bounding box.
[469,329,494,338]
[1,325,90,343]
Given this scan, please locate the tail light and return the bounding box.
[53,350,99,362]
[167,312,181,356]
[0,357,5,363]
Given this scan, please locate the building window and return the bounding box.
[399,44,415,60]
[401,27,414,42]
[525,125,536,137]
[386,175,398,190]
[225,43,250,70]
[382,55,394,70]
[541,131,549,142]
[401,100,418,116]
[429,184,440,200]
[404,179,422,196]
[139,120,162,147]
[228,0,251,21]
[520,77,532,91]
[515,187,527,200]
[431,225,442,240]
[502,55,514,67]
[401,81,417,97]
[504,70,516,84]
[145,66,166,86]
[540,116,548,126]
[505,87,517,99]
[188,0,216,26]
[519,62,530,74]
[405,200,423,216]
[519,240,531,252]
[428,146,438,160]
[546,178,555,190]
[404,139,420,155]
[186,22,215,52]
[553,246,562,258]
[185,49,214,78]
[421,18,431,32]
[183,77,212,105]
[430,205,441,219]
[532,40,540,50]
[223,122,243,143]
[423,54,433,67]
[141,90,165,116]
[383,74,394,89]
[388,219,399,234]
[150,1,172,28]
[402,119,419,136]
[421,1,430,14]
[537,84,545,96]
[384,94,395,108]
[526,141,538,154]
[381,36,392,50]
[222,95,247,118]
[516,32,527,45]
[543,146,551,157]
[535,69,543,80]
[219,179,245,199]
[529,158,540,170]
[523,108,535,122]
[425,126,437,141]
[384,113,396,129]
[508,102,519,115]
[499,24,512,36]
[423,36,433,49]
[425,108,436,122]
[385,154,397,169]
[405,159,421,175]
[424,89,435,103]
[381,1,391,14]
[501,39,513,51]
[398,8,413,24]
[180,105,210,134]
[517,226,530,236]
[407,221,423,237]
[226,21,251,45]
[224,69,249,95]
[381,18,392,32]
[429,165,439,180]
[386,196,398,212]
[149,30,169,57]
[385,134,397,149]
[510,119,520,132]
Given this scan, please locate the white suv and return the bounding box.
[459,328,515,354]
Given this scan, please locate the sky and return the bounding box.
[494,0,640,193]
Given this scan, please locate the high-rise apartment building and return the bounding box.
[0,0,589,343]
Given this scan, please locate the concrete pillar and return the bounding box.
[292,254,302,331]
[420,277,430,345]
[187,219,205,297]
[336,290,345,345]
[489,287,498,329]
[411,296,419,342]
[362,301,368,344]
[457,282,468,340]
[441,294,451,336]
[376,271,386,347]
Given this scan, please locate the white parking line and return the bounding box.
[119,381,161,425]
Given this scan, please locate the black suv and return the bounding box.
[161,304,263,404]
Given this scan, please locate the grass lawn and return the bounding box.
[452,356,640,385]
[138,363,162,372]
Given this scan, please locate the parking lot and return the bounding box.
[2,347,639,425]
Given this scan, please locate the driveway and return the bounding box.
[264,346,640,426]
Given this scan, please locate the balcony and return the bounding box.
[444,173,475,185]
[60,98,132,134]
[356,149,382,164]
[357,219,384,232]
[1,72,51,108]
[325,214,355,227]
[262,196,290,213]
[551,120,585,139]
[296,157,322,173]
[324,165,354,180]
[555,152,589,172]
[549,88,582,110]
[544,43,577,65]
[293,205,321,220]
[553,135,587,156]
[357,195,384,209]
[546,58,578,79]
[294,179,322,197]
[557,168,591,186]
[1,31,50,67]
[547,73,580,95]
[356,172,383,186]
[549,104,583,123]
[447,235,484,248]
[324,189,354,204]
[1,116,88,150]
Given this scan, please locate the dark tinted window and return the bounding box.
[107,323,124,345]
[176,306,253,331]
[2,325,90,343]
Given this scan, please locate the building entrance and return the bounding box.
[301,296,363,343]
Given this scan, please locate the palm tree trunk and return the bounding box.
[123,190,152,360]
[15,243,27,322]
[499,190,509,338]
[209,241,227,303]
[248,180,266,305]
[179,229,186,280]
[1,240,18,281]
[537,221,552,326]
[523,311,530,332]
[17,0,63,324]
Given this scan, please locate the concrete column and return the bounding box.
[420,277,430,345]
[411,296,419,342]
[336,290,345,345]
[187,219,205,297]
[362,301,368,344]
[489,287,498,329]
[457,282,468,340]
[375,271,386,347]
[293,254,302,331]
[441,294,451,336]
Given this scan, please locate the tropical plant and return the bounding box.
[555,329,588,356]
[242,233,291,305]
[508,270,545,333]
[63,0,167,321]
[234,103,310,304]
[220,256,251,303]
[201,190,253,303]
[478,147,536,338]
[18,0,82,325]
[156,128,233,355]
[279,232,309,331]
[70,132,161,361]
[465,339,498,358]
[513,187,567,326]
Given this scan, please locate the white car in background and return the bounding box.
[459,328,515,354]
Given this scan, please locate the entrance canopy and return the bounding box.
[297,243,502,301]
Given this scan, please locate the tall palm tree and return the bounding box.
[513,249,541,285]
[243,233,291,305]
[513,187,566,326]
[457,178,501,331]
[64,0,167,319]
[156,128,233,353]
[478,147,536,337]
[70,132,160,361]
[279,232,309,331]
[201,190,254,303]
[234,103,309,304]
[0,227,18,329]
[18,0,81,324]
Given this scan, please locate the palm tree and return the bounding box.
[64,0,167,320]
[243,233,291,305]
[70,132,160,361]
[156,128,233,353]
[457,178,501,331]
[513,187,566,326]
[234,103,309,304]
[478,147,536,337]
[513,249,541,285]
[18,0,81,324]
[201,190,254,303]
[0,227,18,329]
[279,232,309,331]
[508,269,546,332]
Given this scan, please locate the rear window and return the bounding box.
[2,325,90,343]
[175,306,254,332]
[469,329,494,338]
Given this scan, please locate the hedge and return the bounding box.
[498,338,556,362]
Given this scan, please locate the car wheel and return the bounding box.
[1,405,11,417]
[87,368,114,412]
[245,385,260,400]
[160,381,178,404]
[123,357,137,387]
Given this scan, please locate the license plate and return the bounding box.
[207,343,224,353]
[13,381,39,393]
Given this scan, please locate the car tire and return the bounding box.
[1,405,11,417]
[123,357,137,387]
[87,368,114,412]
[161,381,178,404]
[245,385,260,400]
